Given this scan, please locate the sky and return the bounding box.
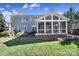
[1,3,79,23]
[1,3,79,15]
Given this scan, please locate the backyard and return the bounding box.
[0,36,79,56]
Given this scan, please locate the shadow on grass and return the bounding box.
[60,38,79,48]
[4,34,55,47]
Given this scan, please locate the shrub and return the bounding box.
[0,30,16,37]
[0,31,9,37]
[13,30,18,35]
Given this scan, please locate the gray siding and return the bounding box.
[11,15,42,33]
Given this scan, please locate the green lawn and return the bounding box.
[0,36,79,56]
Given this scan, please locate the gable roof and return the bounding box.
[11,15,43,19]
[11,12,70,21]
[36,12,70,20]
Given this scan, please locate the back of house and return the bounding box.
[10,12,69,38]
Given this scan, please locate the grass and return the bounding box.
[0,36,79,56]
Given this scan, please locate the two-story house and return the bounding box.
[9,12,69,37]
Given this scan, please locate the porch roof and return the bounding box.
[36,12,70,21]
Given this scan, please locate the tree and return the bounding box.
[0,13,5,32]
[64,6,76,22]
[74,11,79,20]
[63,6,77,34]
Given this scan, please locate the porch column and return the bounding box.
[37,21,38,35]
[58,17,60,34]
[66,21,68,34]
[59,21,60,34]
[44,21,46,35]
[52,15,53,34]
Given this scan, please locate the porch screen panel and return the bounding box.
[46,22,52,33]
[38,22,44,33]
[46,15,51,20]
[38,22,44,29]
[53,15,59,20]
[60,21,66,33]
[53,22,59,33]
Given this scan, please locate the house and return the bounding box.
[10,12,70,38]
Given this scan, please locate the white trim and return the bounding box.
[37,20,67,22]
[36,12,70,21]
[44,20,46,35]
[66,21,68,34]
[51,14,53,34]
[59,18,60,34]
[37,21,38,34]
[35,33,67,35]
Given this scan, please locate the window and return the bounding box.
[21,18,24,22]
[53,15,59,20]
[53,22,59,33]
[29,18,32,21]
[46,15,51,20]
[24,26,27,32]
[26,18,29,21]
[21,18,26,22]
[46,22,52,33]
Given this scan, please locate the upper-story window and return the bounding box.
[53,15,59,20]
[21,18,26,22]
[26,18,29,21]
[46,15,51,20]
[21,18,24,22]
[29,18,32,21]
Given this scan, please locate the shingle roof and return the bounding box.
[11,15,43,19]
[11,12,70,21]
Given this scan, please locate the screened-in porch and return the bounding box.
[36,13,69,35]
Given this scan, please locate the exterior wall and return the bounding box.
[11,17,37,33]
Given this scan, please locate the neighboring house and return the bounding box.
[10,12,70,36]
